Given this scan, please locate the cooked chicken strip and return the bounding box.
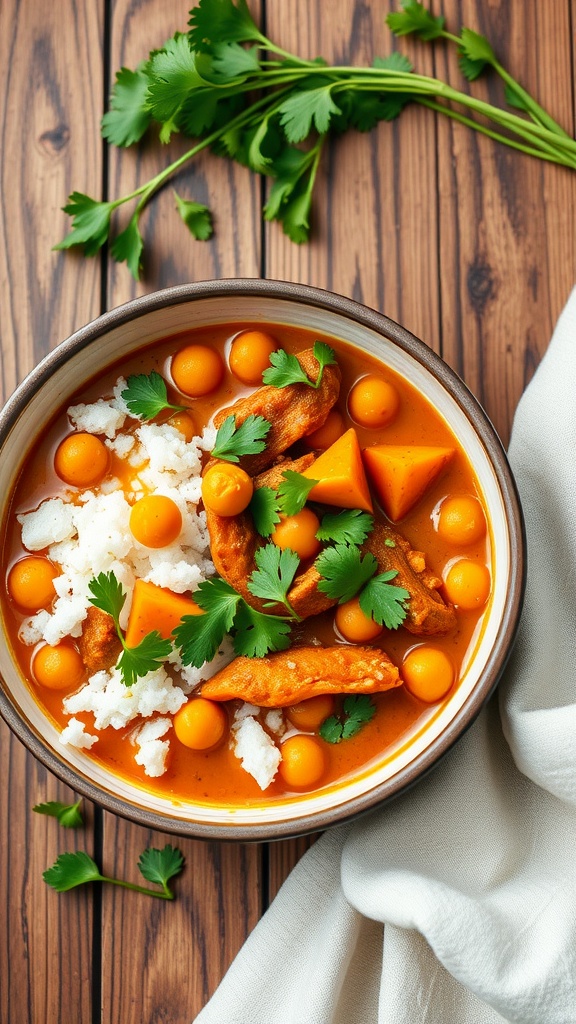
[201,645,402,706]
[204,454,316,614]
[213,348,341,474]
[364,522,456,635]
[78,606,122,674]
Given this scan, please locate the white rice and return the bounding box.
[16,380,284,788]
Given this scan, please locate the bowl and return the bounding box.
[0,280,525,840]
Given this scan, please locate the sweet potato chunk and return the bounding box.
[78,606,122,674]
[363,444,454,521]
[201,645,401,706]
[124,579,202,647]
[364,522,456,635]
[213,348,341,474]
[204,454,316,614]
[303,428,373,512]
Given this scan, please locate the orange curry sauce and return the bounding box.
[1,324,491,807]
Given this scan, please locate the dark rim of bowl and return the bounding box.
[0,279,526,841]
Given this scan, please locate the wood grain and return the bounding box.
[0,0,104,1021]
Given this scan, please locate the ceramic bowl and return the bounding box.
[0,280,525,840]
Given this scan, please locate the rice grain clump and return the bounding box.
[15,382,238,779]
[231,707,282,790]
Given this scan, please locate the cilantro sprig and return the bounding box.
[121,371,188,420]
[316,509,374,546]
[315,544,409,629]
[212,413,271,463]
[88,572,172,687]
[173,555,298,669]
[319,695,377,744]
[56,0,576,278]
[262,342,336,390]
[43,845,184,900]
[33,799,84,829]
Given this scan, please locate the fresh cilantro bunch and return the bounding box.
[55,0,576,278]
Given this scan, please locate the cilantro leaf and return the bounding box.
[247,544,300,610]
[319,695,376,744]
[188,0,263,53]
[147,34,207,125]
[249,486,281,537]
[386,1,445,41]
[373,53,413,74]
[262,342,337,389]
[53,193,113,256]
[88,571,125,623]
[88,572,172,686]
[232,601,292,657]
[504,82,530,112]
[118,631,173,689]
[315,544,378,603]
[316,509,374,546]
[174,578,240,667]
[33,799,83,829]
[110,215,144,280]
[121,370,186,420]
[276,470,318,517]
[209,41,261,80]
[279,86,341,144]
[138,845,184,898]
[358,571,409,630]
[211,413,271,462]
[174,192,214,240]
[43,851,103,892]
[101,65,152,147]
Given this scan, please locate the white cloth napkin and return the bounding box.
[195,290,576,1024]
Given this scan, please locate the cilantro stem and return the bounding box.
[98,876,174,899]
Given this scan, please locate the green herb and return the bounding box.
[315,543,378,604]
[316,509,374,546]
[358,571,409,630]
[43,844,184,900]
[121,371,187,420]
[33,799,83,829]
[384,538,396,548]
[319,695,377,743]
[173,574,296,667]
[88,572,172,687]
[262,342,337,390]
[276,470,318,517]
[246,544,300,615]
[211,413,271,463]
[56,0,576,278]
[249,486,281,537]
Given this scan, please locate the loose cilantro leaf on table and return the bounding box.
[110,216,145,279]
[316,509,374,546]
[319,695,377,744]
[358,571,410,630]
[249,486,281,537]
[33,799,84,829]
[101,64,152,147]
[53,193,114,257]
[262,342,337,390]
[211,413,271,462]
[44,845,184,900]
[88,572,172,687]
[121,371,187,421]
[315,544,379,604]
[385,0,444,40]
[276,470,318,517]
[247,544,300,614]
[174,192,214,240]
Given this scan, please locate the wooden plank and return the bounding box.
[436,0,576,443]
[263,0,442,893]
[0,0,104,1021]
[101,3,263,1020]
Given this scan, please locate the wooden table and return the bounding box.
[1,1,574,1020]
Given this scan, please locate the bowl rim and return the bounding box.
[0,278,526,841]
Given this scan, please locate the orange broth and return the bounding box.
[1,323,491,807]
